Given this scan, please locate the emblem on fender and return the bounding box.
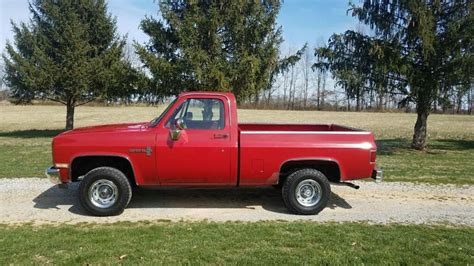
[129,146,152,156]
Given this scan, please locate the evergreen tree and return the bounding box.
[2,0,132,129]
[135,0,282,102]
[317,0,473,149]
[314,31,375,111]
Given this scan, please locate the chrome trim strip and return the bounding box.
[240,131,371,135]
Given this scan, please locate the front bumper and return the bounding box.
[372,168,383,183]
[45,166,61,184]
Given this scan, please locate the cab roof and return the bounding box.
[178,91,236,99]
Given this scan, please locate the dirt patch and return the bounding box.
[0,178,472,225]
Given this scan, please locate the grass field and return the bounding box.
[0,104,473,184]
[1,104,473,265]
[1,222,472,264]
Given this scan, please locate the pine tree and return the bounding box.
[314,31,374,112]
[316,0,473,150]
[135,0,282,102]
[2,0,132,129]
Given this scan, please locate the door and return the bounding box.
[155,96,232,185]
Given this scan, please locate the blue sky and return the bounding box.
[0,0,358,52]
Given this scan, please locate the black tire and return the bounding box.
[79,167,132,216]
[282,168,331,215]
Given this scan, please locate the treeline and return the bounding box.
[242,44,473,115]
[1,0,473,150]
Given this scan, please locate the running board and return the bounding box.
[331,182,360,189]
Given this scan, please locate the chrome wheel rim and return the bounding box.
[295,179,322,207]
[88,179,118,208]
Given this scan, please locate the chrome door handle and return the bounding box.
[213,133,229,139]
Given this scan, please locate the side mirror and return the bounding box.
[170,119,185,141]
[175,118,186,130]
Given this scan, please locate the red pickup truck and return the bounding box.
[46,92,382,216]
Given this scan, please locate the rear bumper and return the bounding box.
[371,168,383,183]
[45,166,61,184]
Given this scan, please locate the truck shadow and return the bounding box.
[0,129,64,138]
[33,184,352,216]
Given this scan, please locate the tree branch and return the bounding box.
[46,97,66,105]
[75,98,96,107]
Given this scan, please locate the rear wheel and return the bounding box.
[79,167,132,216]
[282,168,330,215]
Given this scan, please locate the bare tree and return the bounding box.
[287,63,297,109]
[301,48,312,108]
[469,85,473,115]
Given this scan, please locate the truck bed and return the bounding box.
[238,123,376,186]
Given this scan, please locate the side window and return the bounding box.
[166,98,225,130]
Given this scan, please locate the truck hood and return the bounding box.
[59,122,150,135]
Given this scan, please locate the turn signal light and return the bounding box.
[54,163,69,169]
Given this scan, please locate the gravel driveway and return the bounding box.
[0,178,472,225]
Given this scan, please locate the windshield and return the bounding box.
[150,98,177,127]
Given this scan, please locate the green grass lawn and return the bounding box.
[1,222,473,265]
[0,105,472,184]
[376,139,474,184]
[0,130,59,178]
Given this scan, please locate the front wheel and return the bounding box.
[79,167,132,216]
[282,168,331,215]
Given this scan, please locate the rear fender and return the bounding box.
[278,157,345,184]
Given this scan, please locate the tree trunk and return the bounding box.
[282,72,288,108]
[321,73,326,109]
[287,66,295,110]
[441,90,449,113]
[377,91,384,110]
[456,90,462,114]
[303,68,308,109]
[303,81,308,109]
[356,92,361,111]
[369,88,374,109]
[316,71,321,110]
[266,88,272,107]
[254,93,260,107]
[469,86,472,115]
[411,109,429,150]
[66,102,75,130]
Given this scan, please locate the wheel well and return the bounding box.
[279,160,340,184]
[70,156,135,185]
